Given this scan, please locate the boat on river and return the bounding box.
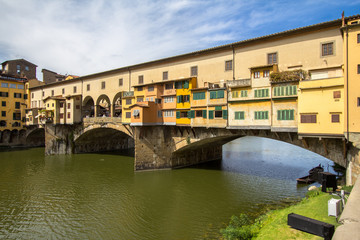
[296,164,324,184]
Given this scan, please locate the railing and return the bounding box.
[83,116,122,124]
[226,79,251,88]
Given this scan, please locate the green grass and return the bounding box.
[254,188,340,240]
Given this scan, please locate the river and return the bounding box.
[0,136,335,239]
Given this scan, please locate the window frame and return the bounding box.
[331,114,340,123]
[225,60,233,71]
[138,75,144,84]
[267,52,278,64]
[163,71,168,81]
[119,78,123,86]
[321,41,335,57]
[101,81,106,89]
[190,66,198,76]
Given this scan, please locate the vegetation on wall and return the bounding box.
[270,69,310,83]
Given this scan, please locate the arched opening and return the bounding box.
[113,92,122,118]
[0,129,10,143]
[96,95,111,117]
[9,129,19,143]
[26,128,45,147]
[82,96,95,118]
[74,127,134,153]
[0,120,6,127]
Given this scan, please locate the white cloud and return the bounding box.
[0,0,358,80]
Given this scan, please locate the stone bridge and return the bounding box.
[42,117,360,185]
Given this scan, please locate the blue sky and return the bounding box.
[0,0,359,80]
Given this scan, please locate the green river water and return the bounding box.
[0,136,334,239]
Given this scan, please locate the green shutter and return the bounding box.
[265,89,269,97]
[176,111,180,119]
[183,81,189,89]
[277,110,281,120]
[254,111,258,119]
[187,111,191,118]
[290,109,294,120]
[202,110,207,118]
[209,110,214,119]
[191,110,195,118]
[210,91,215,99]
[215,106,222,111]
[223,110,228,119]
[292,85,297,95]
[254,90,258,98]
[240,111,244,120]
[218,90,224,98]
[235,112,240,120]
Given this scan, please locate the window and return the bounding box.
[183,95,190,102]
[268,52,277,64]
[25,66,29,71]
[126,112,131,118]
[175,81,183,89]
[157,111,162,118]
[225,60,233,71]
[137,87,143,91]
[164,96,174,103]
[241,90,248,97]
[73,86,77,93]
[187,110,195,118]
[191,66,198,76]
[155,98,161,104]
[331,114,340,123]
[210,90,224,99]
[333,91,341,99]
[193,92,205,100]
[51,90,54,96]
[67,103,71,109]
[138,75,144,84]
[1,101,5,106]
[277,109,294,120]
[67,113,71,119]
[24,94,28,100]
[232,91,238,98]
[148,86,154,92]
[17,65,20,70]
[1,111,5,117]
[208,110,214,119]
[235,111,245,120]
[101,81,105,89]
[133,110,140,118]
[254,111,268,120]
[14,93,22,98]
[254,71,260,78]
[87,84,90,91]
[321,42,333,56]
[165,83,173,89]
[52,103,55,107]
[10,84,16,89]
[164,110,174,117]
[137,97,143,102]
[215,110,222,118]
[254,89,269,98]
[60,103,64,108]
[62,88,65,94]
[264,70,270,77]
[119,78,123,86]
[163,71,168,80]
[195,110,203,117]
[358,34,360,44]
[15,102,20,109]
[0,92,9,97]
[126,99,132,105]
[17,85,24,89]
[42,91,44,97]
[1,83,8,88]
[76,105,80,109]
[358,97,360,107]
[13,112,21,120]
[358,64,360,74]
[301,114,317,123]
[183,81,189,89]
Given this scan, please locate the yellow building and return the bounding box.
[176,77,196,126]
[122,91,135,124]
[190,87,208,127]
[342,16,360,143]
[0,75,27,131]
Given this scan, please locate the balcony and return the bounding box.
[226,78,251,88]
[123,91,134,97]
[270,69,309,83]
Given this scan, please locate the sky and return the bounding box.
[0,0,359,80]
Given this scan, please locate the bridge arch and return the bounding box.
[112,92,122,118]
[26,127,45,146]
[96,94,111,117]
[74,126,134,153]
[83,96,95,117]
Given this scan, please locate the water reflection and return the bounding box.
[0,137,336,239]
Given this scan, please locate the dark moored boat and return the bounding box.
[296,164,324,184]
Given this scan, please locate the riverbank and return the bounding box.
[221,186,352,240]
